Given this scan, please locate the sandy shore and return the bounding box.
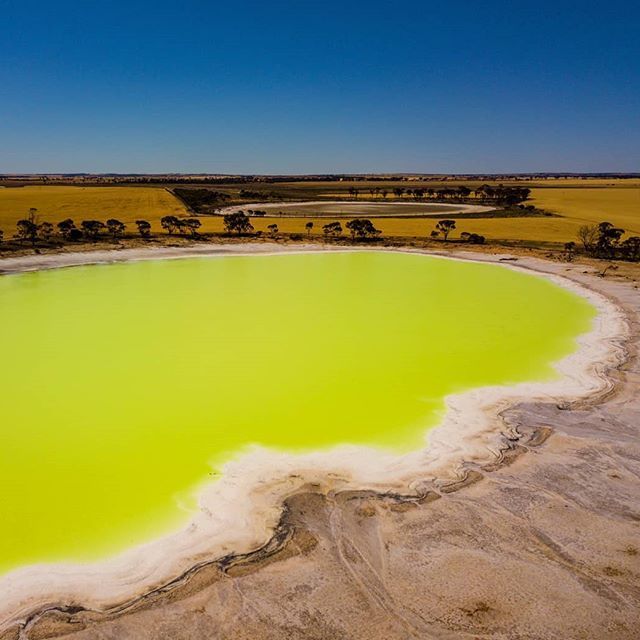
[1,243,638,639]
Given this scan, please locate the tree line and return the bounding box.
[174,183,531,213]
[573,222,640,261]
[221,212,383,240]
[0,209,487,248]
[348,184,530,205]
[1,209,204,245]
[430,219,485,244]
[10,209,638,265]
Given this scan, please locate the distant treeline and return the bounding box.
[174,183,531,213]
[173,188,231,210]
[174,188,280,212]
[5,173,638,185]
[346,184,531,205]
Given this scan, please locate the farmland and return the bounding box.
[0,179,638,247]
[0,186,187,235]
[528,187,640,235]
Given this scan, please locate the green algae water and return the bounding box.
[0,252,595,572]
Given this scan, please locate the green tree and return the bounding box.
[596,221,624,258]
[16,219,39,244]
[435,219,456,241]
[160,215,180,234]
[38,221,54,241]
[183,218,201,236]
[135,220,152,238]
[323,221,342,237]
[305,221,314,236]
[223,211,254,234]
[621,236,640,262]
[81,220,106,240]
[267,223,278,237]
[57,218,77,240]
[345,218,381,240]
[106,219,126,241]
[563,241,576,261]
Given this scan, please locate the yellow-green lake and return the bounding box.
[0,251,595,573]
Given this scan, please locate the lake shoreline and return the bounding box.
[0,243,636,638]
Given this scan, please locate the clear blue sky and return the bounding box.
[1,0,638,174]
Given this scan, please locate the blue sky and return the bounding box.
[1,0,638,173]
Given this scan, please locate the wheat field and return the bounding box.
[0,186,187,235]
[0,182,638,246]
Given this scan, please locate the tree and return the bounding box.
[621,236,640,262]
[577,224,599,253]
[595,221,624,258]
[0,229,4,243]
[16,207,40,245]
[435,219,456,241]
[81,220,106,240]
[322,221,342,237]
[472,184,529,205]
[305,221,314,236]
[172,188,231,213]
[382,189,389,199]
[183,218,202,237]
[223,211,254,235]
[345,218,381,240]
[161,215,180,234]
[563,241,576,262]
[267,223,278,237]
[57,218,77,240]
[136,220,152,238]
[106,219,126,241]
[460,231,485,244]
[38,221,54,241]
[16,219,39,244]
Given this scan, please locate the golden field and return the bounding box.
[137,215,578,245]
[0,186,187,234]
[211,185,640,244]
[529,188,640,234]
[0,181,638,246]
